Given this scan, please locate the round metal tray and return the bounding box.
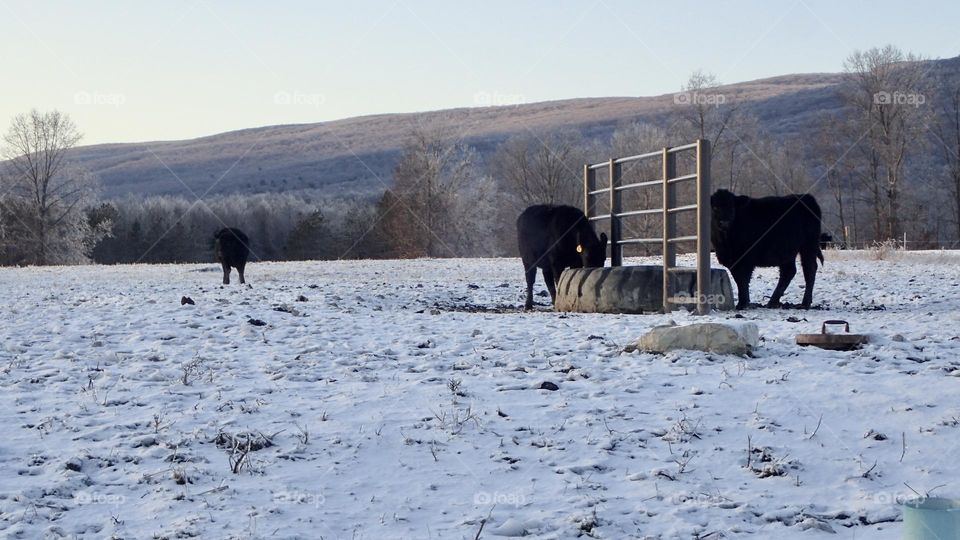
[796,320,868,351]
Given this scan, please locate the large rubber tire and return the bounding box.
[554,266,734,313]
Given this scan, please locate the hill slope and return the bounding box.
[63,71,859,200]
[50,56,960,200]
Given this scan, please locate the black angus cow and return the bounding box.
[214,228,250,285]
[710,189,823,309]
[819,232,834,250]
[517,205,608,310]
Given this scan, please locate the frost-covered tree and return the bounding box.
[87,192,387,264]
[932,82,960,240]
[489,129,587,208]
[809,113,860,246]
[376,129,480,258]
[0,110,105,265]
[841,45,929,241]
[285,209,330,260]
[333,199,387,259]
[672,71,740,159]
[668,70,768,203]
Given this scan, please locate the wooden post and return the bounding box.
[583,164,595,219]
[662,148,677,313]
[696,139,712,315]
[608,159,622,266]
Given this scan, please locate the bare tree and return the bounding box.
[932,84,960,240]
[744,133,812,196]
[668,69,761,208]
[285,208,330,260]
[811,112,862,246]
[841,45,929,241]
[1,110,102,264]
[672,71,740,158]
[334,199,387,260]
[450,173,502,257]
[490,129,586,208]
[377,128,478,258]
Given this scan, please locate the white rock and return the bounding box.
[630,322,759,356]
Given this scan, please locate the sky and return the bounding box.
[1,0,959,145]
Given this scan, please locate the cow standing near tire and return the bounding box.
[517,205,608,310]
[214,228,250,285]
[710,189,823,309]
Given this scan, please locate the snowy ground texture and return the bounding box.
[2,250,960,540]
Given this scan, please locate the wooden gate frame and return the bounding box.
[583,139,712,314]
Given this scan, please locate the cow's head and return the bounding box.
[576,231,608,268]
[710,189,740,232]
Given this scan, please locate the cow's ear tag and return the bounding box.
[576,244,583,253]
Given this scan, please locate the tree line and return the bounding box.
[2,45,959,266]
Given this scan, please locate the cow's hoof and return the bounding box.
[766,301,782,309]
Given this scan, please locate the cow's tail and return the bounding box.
[817,246,824,267]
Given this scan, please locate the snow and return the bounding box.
[1,251,959,539]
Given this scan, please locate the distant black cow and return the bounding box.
[710,189,823,309]
[517,205,608,310]
[819,232,834,250]
[214,228,250,285]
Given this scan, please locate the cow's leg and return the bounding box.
[730,265,753,310]
[541,267,557,305]
[553,263,566,289]
[221,262,231,285]
[237,262,246,285]
[767,260,797,308]
[523,264,537,310]
[799,250,818,308]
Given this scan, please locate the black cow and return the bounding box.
[214,228,250,285]
[819,232,834,250]
[710,189,823,309]
[517,205,608,310]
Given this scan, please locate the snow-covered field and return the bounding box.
[1,251,959,539]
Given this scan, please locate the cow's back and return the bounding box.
[756,194,821,239]
[215,228,250,265]
[517,205,587,268]
[736,194,822,267]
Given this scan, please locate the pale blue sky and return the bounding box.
[2,0,958,145]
